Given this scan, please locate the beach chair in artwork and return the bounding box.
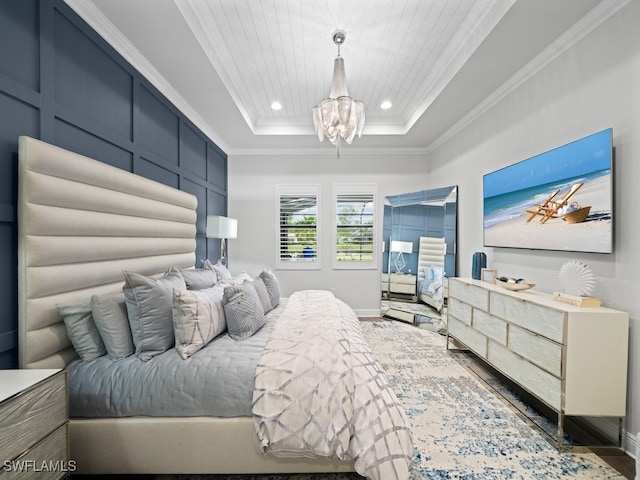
[525,189,561,223]
[533,182,584,224]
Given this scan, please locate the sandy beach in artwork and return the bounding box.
[484,175,612,252]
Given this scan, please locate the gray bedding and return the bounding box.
[68,299,286,418]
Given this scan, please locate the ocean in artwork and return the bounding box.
[483,169,610,230]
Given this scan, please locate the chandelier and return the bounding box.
[312,30,365,157]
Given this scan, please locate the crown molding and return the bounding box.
[64,0,629,159]
[227,146,429,158]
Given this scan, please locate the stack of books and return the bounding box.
[552,292,601,307]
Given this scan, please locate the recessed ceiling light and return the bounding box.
[271,101,283,111]
[380,100,392,110]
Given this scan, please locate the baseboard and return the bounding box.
[355,308,382,318]
[625,429,637,460]
[580,417,637,457]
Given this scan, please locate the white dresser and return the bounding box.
[447,278,629,446]
[0,369,70,479]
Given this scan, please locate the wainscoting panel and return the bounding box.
[0,0,228,368]
[138,85,180,164]
[54,119,134,172]
[53,10,133,141]
[0,1,39,90]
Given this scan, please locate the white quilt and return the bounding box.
[253,290,412,480]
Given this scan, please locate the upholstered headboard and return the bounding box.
[417,236,446,282]
[18,136,198,369]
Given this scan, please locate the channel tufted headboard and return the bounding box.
[417,236,446,282]
[17,136,198,369]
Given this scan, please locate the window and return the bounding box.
[276,184,320,270]
[333,184,377,269]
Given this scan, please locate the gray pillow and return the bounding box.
[203,258,232,280]
[179,267,217,290]
[57,298,106,362]
[222,282,265,340]
[253,277,273,314]
[123,267,186,361]
[173,284,226,359]
[259,269,280,308]
[91,292,135,360]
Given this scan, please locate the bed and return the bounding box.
[17,136,412,477]
[416,236,447,312]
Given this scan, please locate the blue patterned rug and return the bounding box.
[157,320,623,480]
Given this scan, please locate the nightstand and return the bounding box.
[382,273,417,299]
[0,369,70,479]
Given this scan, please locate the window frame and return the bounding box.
[332,183,378,270]
[276,184,320,270]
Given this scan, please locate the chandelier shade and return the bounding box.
[312,31,365,157]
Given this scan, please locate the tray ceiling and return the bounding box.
[65,0,618,155]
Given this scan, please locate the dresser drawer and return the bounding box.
[389,273,416,285]
[0,425,69,480]
[448,298,472,325]
[449,279,489,311]
[490,291,565,343]
[389,283,415,294]
[508,324,563,377]
[487,342,562,410]
[448,316,487,358]
[473,310,507,346]
[0,371,67,464]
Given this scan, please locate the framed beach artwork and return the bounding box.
[483,128,613,254]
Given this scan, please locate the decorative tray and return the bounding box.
[495,279,535,291]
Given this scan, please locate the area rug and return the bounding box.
[156,320,623,480]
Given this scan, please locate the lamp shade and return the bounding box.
[390,240,413,254]
[206,216,237,239]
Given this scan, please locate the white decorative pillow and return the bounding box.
[123,267,186,361]
[258,269,280,308]
[173,285,226,359]
[222,282,265,340]
[91,292,135,360]
[57,299,106,362]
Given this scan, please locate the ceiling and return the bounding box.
[64,0,613,156]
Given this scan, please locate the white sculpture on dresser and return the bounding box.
[558,260,595,296]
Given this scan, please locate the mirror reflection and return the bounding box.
[381,186,457,332]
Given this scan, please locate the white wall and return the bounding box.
[229,0,639,452]
[426,1,640,449]
[227,152,432,314]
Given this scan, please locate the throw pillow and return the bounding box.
[91,292,135,360]
[203,259,232,280]
[173,284,226,359]
[57,298,106,362]
[423,266,435,284]
[222,282,265,340]
[252,277,273,314]
[179,267,217,290]
[258,269,280,308]
[123,267,186,361]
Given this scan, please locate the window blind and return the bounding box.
[278,193,318,264]
[335,192,374,263]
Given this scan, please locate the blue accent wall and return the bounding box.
[0,0,228,368]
